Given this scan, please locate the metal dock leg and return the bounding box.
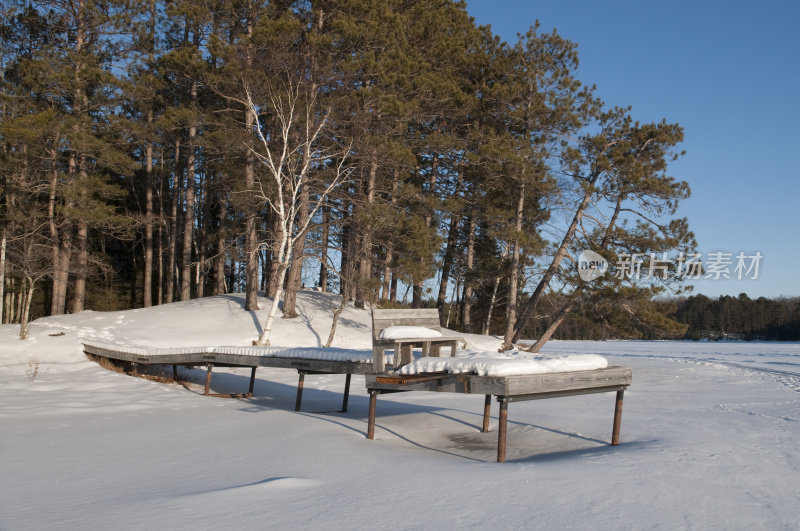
[497,397,508,463]
[612,389,624,446]
[482,394,491,433]
[367,389,378,439]
[204,364,213,396]
[295,371,306,411]
[247,367,257,397]
[341,373,352,413]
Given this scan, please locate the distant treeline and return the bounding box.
[672,294,800,341]
[512,293,800,342]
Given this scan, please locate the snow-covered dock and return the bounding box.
[365,367,632,462]
[82,341,375,411]
[83,339,631,462]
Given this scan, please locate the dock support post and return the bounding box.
[248,367,257,397]
[482,394,491,433]
[341,373,352,413]
[612,389,624,446]
[367,390,378,439]
[204,364,213,396]
[497,397,508,463]
[295,371,306,411]
[172,365,178,381]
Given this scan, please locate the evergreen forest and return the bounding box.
[3,0,787,344]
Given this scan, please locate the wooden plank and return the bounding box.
[506,367,631,395]
[504,385,628,402]
[390,336,463,345]
[84,344,374,374]
[466,367,632,396]
[372,308,440,320]
[365,373,464,393]
[255,357,372,374]
[374,372,449,385]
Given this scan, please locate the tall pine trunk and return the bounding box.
[502,180,525,349]
[355,157,376,309]
[70,149,91,314]
[437,173,463,323]
[460,213,476,332]
[381,170,398,301]
[195,171,207,299]
[0,227,6,324]
[318,204,329,291]
[166,140,181,303]
[214,191,227,295]
[70,212,88,313]
[244,101,259,310]
[282,180,310,318]
[142,0,156,308]
[180,83,198,301]
[157,151,165,304]
[49,158,71,315]
[143,126,154,307]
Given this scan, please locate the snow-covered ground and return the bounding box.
[2,291,799,529]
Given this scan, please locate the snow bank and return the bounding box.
[398,350,609,376]
[82,340,377,363]
[80,339,607,374]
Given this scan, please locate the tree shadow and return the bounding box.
[217,294,264,336]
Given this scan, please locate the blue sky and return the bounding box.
[464,0,800,298]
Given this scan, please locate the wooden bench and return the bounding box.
[371,308,466,372]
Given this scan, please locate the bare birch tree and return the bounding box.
[243,77,351,346]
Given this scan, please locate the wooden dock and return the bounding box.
[84,341,632,463]
[83,343,371,412]
[365,367,632,462]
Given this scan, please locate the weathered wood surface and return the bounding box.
[365,366,633,462]
[371,308,465,371]
[371,308,441,340]
[365,373,464,393]
[83,343,372,374]
[84,343,364,411]
[466,367,632,397]
[366,367,631,398]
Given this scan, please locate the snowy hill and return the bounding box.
[0,290,503,372]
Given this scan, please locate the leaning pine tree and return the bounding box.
[508,108,696,350]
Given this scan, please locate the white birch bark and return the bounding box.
[242,81,351,346]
